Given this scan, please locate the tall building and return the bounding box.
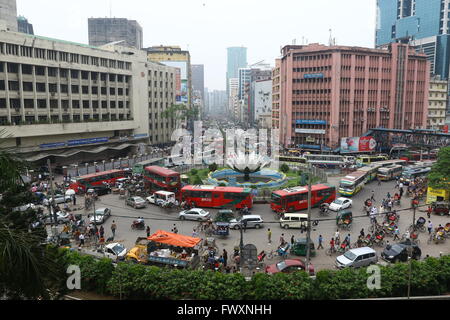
[228,78,239,121]
[226,47,247,95]
[17,16,33,35]
[428,77,448,129]
[0,0,17,32]
[88,18,143,49]
[253,79,272,129]
[274,43,430,150]
[376,0,450,79]
[191,64,204,100]
[0,31,177,165]
[146,46,192,110]
[206,89,227,116]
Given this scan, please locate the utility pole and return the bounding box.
[93,193,97,249]
[47,159,57,237]
[305,163,312,272]
[239,220,244,272]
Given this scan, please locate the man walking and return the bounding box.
[428,221,433,235]
[280,233,285,246]
[223,249,228,267]
[291,235,295,246]
[267,228,272,244]
[317,235,324,249]
[111,220,117,238]
[393,226,400,241]
[146,226,151,237]
[371,190,375,202]
[72,194,76,206]
[79,233,85,247]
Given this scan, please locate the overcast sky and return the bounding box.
[17,0,377,91]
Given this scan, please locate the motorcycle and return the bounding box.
[131,220,145,230]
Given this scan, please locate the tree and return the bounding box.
[208,163,218,172]
[428,147,450,190]
[280,163,290,173]
[193,175,203,185]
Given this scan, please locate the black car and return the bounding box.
[381,240,421,263]
[89,185,112,196]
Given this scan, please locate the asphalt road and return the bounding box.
[59,176,450,272]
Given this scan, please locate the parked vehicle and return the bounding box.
[42,194,72,206]
[89,208,112,225]
[335,247,378,269]
[88,185,112,196]
[336,210,353,230]
[265,259,315,276]
[381,240,421,263]
[179,208,211,221]
[85,243,128,262]
[42,211,71,225]
[329,197,352,211]
[291,238,316,257]
[229,215,264,230]
[432,201,450,216]
[279,213,308,229]
[147,191,178,207]
[126,196,147,209]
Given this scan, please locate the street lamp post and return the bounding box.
[93,162,98,173]
[102,160,106,171]
[85,163,89,175]
[305,163,313,273]
[111,159,114,170]
[239,220,244,272]
[118,157,122,169]
[74,164,79,177]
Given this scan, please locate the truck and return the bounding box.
[125,231,203,269]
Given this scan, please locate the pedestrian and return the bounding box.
[280,233,285,246]
[242,219,247,233]
[399,187,404,198]
[387,192,391,199]
[428,221,433,235]
[223,249,228,267]
[267,228,272,244]
[393,226,400,241]
[72,194,76,206]
[172,225,178,234]
[360,228,365,238]
[334,229,340,245]
[317,235,324,249]
[395,180,399,189]
[427,206,432,219]
[377,176,381,186]
[344,234,350,246]
[330,238,335,252]
[99,225,104,238]
[79,233,85,247]
[291,235,295,245]
[399,182,404,190]
[371,190,375,202]
[146,226,151,237]
[111,220,117,238]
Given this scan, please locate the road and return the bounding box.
[58,176,450,272]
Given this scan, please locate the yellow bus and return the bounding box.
[338,171,367,197]
[377,165,403,181]
[356,155,389,167]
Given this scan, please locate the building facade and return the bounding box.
[17,16,33,35]
[428,77,448,129]
[226,47,247,96]
[0,31,176,165]
[146,46,192,110]
[274,43,430,150]
[0,0,17,32]
[228,78,239,121]
[253,79,272,129]
[88,18,143,50]
[376,0,450,79]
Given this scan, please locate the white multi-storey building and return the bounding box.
[0,30,177,165]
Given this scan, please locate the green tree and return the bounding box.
[428,146,450,190]
[208,163,218,172]
[190,168,198,175]
[280,163,290,173]
[193,175,203,185]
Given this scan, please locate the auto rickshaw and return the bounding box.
[291,238,316,257]
[336,209,353,230]
[432,202,450,216]
[215,209,235,222]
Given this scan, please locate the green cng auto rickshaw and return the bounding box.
[291,238,316,257]
[336,209,353,230]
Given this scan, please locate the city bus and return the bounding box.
[277,156,308,165]
[338,171,367,197]
[357,164,382,183]
[181,185,253,209]
[374,159,408,168]
[143,166,181,195]
[356,154,389,167]
[132,158,164,175]
[304,154,347,168]
[69,169,126,194]
[270,184,336,214]
[399,167,431,185]
[377,165,403,181]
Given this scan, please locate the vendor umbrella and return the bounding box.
[65,189,76,196]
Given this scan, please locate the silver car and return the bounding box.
[42,194,72,206]
[90,208,112,224]
[179,208,210,221]
[126,196,147,209]
[229,215,264,230]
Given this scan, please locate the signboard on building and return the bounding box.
[40,142,66,149]
[175,68,181,102]
[340,136,377,153]
[180,80,188,103]
[298,144,321,150]
[296,120,327,125]
[304,73,324,79]
[295,129,326,134]
[67,137,109,146]
[443,125,449,133]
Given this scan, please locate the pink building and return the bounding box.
[273,43,430,150]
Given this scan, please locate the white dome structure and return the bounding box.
[227,152,271,181]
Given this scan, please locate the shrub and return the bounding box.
[208,163,218,172]
[190,169,198,175]
[193,175,203,185]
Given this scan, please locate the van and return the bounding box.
[335,247,378,269]
[279,213,308,229]
[229,215,264,230]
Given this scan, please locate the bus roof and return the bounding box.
[182,185,251,193]
[137,158,163,166]
[272,184,334,196]
[77,169,124,180]
[145,166,180,176]
[341,171,367,180]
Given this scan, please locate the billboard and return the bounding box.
[160,61,188,79]
[304,73,324,79]
[180,80,188,103]
[295,128,326,134]
[296,119,327,125]
[175,68,181,102]
[341,136,377,153]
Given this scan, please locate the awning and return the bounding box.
[147,230,202,248]
[23,143,135,162]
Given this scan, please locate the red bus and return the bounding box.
[143,166,181,195]
[270,184,336,214]
[181,185,253,209]
[69,169,126,193]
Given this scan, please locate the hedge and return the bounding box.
[64,250,450,299]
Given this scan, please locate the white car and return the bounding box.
[147,191,176,206]
[329,197,353,211]
[89,208,112,224]
[179,208,210,221]
[103,243,127,261]
[43,211,70,224]
[42,194,72,206]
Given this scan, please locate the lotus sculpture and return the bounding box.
[227,152,271,182]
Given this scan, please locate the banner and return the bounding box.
[341,136,377,153]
